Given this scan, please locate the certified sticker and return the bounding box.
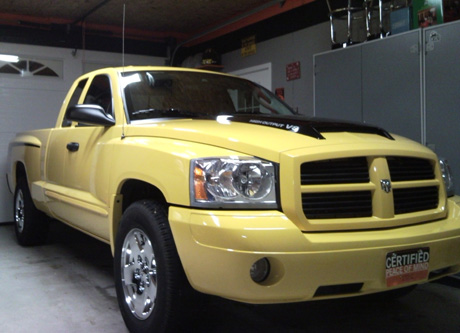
[385,248,430,287]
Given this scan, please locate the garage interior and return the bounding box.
[1,0,460,332]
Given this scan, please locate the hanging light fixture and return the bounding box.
[0,54,20,63]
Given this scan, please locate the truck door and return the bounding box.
[46,78,88,186]
[47,74,116,241]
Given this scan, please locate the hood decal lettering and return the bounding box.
[248,119,299,133]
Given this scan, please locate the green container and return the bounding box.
[412,0,444,28]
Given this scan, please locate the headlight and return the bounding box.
[439,158,455,197]
[191,157,278,208]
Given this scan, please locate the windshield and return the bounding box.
[121,71,295,122]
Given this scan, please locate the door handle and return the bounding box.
[66,142,79,152]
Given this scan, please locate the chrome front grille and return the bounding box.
[301,156,439,220]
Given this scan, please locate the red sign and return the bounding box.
[275,87,285,100]
[286,61,301,81]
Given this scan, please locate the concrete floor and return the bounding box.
[1,221,460,333]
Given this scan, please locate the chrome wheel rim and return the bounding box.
[14,189,25,233]
[120,228,157,320]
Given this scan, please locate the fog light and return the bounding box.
[250,258,270,283]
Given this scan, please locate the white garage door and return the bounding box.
[0,43,164,223]
[0,55,68,223]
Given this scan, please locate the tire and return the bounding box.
[13,177,49,246]
[114,200,189,333]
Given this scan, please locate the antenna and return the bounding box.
[122,3,126,70]
[121,3,126,139]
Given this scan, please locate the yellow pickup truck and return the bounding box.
[7,66,460,332]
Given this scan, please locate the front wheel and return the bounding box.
[114,200,189,332]
[13,177,49,246]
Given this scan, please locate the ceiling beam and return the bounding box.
[0,12,188,42]
[183,0,315,47]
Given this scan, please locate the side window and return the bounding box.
[62,78,88,127]
[83,75,113,118]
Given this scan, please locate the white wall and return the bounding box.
[0,42,165,222]
[229,63,272,90]
[222,22,331,116]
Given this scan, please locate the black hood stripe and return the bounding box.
[227,114,394,140]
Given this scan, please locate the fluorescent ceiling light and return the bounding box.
[0,54,20,63]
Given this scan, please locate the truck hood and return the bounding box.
[124,114,420,161]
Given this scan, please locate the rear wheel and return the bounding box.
[13,177,49,246]
[114,200,189,332]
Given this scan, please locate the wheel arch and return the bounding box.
[9,161,28,193]
[120,179,168,212]
[110,178,168,254]
[16,161,27,181]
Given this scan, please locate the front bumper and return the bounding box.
[168,196,460,304]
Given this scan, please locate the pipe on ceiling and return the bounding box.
[72,0,113,25]
[170,0,314,65]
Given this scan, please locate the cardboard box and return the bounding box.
[391,7,412,34]
[443,0,460,22]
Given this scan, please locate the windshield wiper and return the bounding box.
[233,110,264,115]
[132,108,202,118]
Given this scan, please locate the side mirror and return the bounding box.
[65,104,115,126]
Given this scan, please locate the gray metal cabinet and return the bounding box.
[425,21,460,193]
[314,21,460,193]
[314,30,422,142]
[313,47,362,122]
[361,30,422,142]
